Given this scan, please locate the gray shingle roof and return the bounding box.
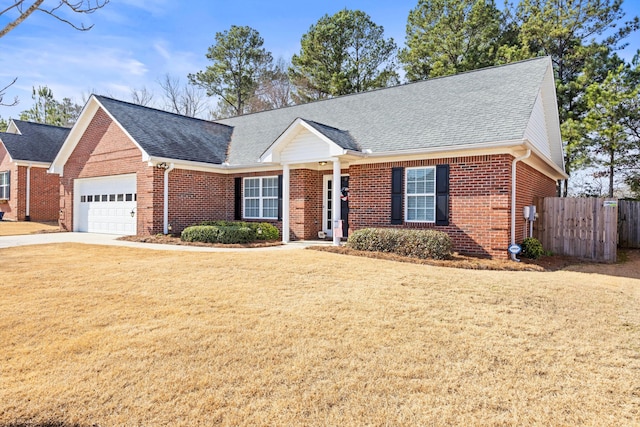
[302,119,360,151]
[95,96,233,164]
[218,57,550,165]
[0,120,70,163]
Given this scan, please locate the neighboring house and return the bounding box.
[49,57,566,258]
[0,120,70,221]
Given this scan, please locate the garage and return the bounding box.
[74,174,137,234]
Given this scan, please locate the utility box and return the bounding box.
[523,205,537,221]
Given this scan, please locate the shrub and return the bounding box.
[196,220,279,241]
[216,226,256,244]
[247,222,279,240]
[348,228,452,260]
[181,225,221,243]
[521,237,544,259]
[181,225,256,244]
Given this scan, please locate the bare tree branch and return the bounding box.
[0,1,109,107]
[130,86,154,106]
[158,74,208,118]
[0,0,109,38]
[0,77,19,107]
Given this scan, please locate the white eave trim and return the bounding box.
[14,161,51,168]
[362,139,528,158]
[146,156,284,174]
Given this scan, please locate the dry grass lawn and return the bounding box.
[1,244,639,426]
[0,220,59,236]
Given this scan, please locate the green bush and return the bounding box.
[247,222,279,240]
[521,237,544,259]
[195,220,279,241]
[181,225,256,244]
[216,226,256,244]
[347,228,452,260]
[181,225,221,243]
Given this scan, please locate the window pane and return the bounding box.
[245,178,260,198]
[262,177,278,197]
[407,195,435,222]
[125,193,133,201]
[262,198,278,218]
[245,199,260,217]
[87,195,93,202]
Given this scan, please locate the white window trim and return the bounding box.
[243,176,279,220]
[0,171,9,200]
[404,166,436,223]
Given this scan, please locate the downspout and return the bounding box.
[511,149,531,261]
[25,165,32,221]
[163,163,175,235]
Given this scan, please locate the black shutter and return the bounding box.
[435,164,450,226]
[234,177,242,220]
[277,174,283,221]
[391,167,403,225]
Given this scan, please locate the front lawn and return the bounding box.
[0,220,59,236]
[1,244,638,426]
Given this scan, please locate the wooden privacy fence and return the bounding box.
[535,197,618,263]
[619,200,640,249]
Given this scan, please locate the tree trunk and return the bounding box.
[609,149,615,197]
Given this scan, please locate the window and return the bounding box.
[405,167,436,222]
[0,171,9,200]
[243,176,279,219]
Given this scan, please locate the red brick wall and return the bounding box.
[166,168,233,234]
[290,169,323,240]
[25,166,60,221]
[516,161,558,242]
[348,154,556,259]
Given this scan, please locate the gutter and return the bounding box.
[162,163,175,235]
[25,164,32,221]
[511,149,531,261]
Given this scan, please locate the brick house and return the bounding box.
[0,120,70,221]
[49,57,566,258]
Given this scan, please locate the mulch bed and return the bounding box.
[118,234,283,248]
[118,234,590,271]
[306,245,586,272]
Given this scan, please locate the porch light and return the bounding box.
[319,161,327,166]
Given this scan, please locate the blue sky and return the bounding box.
[1,0,639,120]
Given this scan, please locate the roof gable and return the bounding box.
[261,118,361,163]
[51,96,234,174]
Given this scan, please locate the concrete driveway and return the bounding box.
[0,232,328,252]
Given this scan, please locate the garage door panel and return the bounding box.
[75,175,137,235]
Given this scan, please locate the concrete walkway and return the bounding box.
[0,232,333,252]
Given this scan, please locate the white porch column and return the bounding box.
[282,163,290,243]
[332,158,341,246]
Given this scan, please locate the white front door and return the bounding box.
[322,174,349,237]
[75,174,137,235]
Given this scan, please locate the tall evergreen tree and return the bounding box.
[289,9,398,102]
[400,0,506,80]
[19,86,81,127]
[581,62,639,196]
[499,0,639,194]
[189,25,273,117]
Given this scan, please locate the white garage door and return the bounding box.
[75,174,137,234]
